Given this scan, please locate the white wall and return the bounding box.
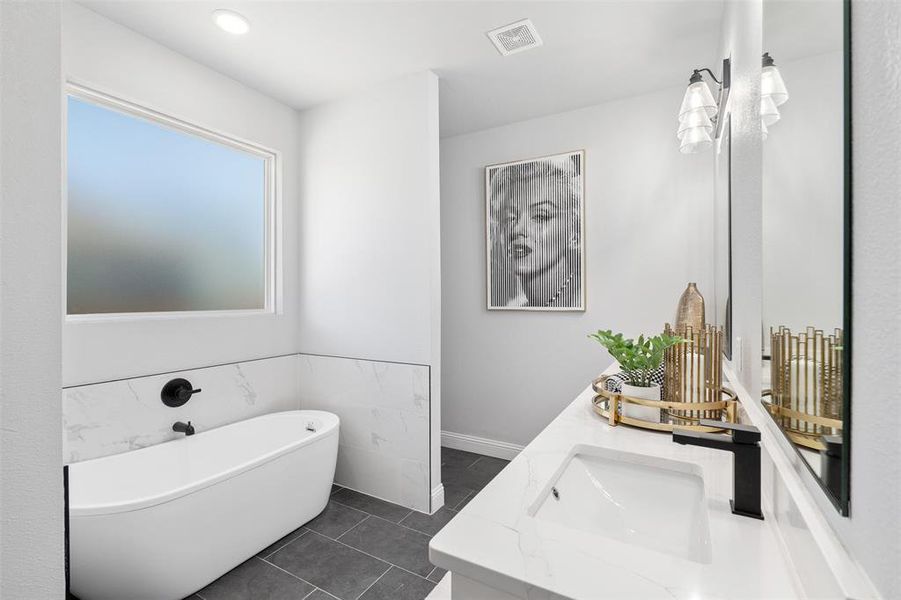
[296,71,440,368]
[62,3,302,386]
[440,88,714,446]
[296,71,442,509]
[762,51,844,348]
[0,2,65,597]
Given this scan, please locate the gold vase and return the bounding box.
[675,282,705,335]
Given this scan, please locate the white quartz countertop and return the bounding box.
[429,373,800,599]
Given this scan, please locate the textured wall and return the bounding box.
[837,1,901,596]
[0,2,65,597]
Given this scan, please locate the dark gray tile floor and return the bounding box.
[190,447,508,600]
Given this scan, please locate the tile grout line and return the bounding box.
[258,556,319,590]
[322,500,371,521]
[443,447,483,468]
[299,587,319,600]
[353,563,392,600]
[451,489,475,511]
[302,586,340,600]
[467,456,484,469]
[336,514,371,542]
[309,528,435,583]
[329,497,413,524]
[359,512,435,540]
[396,512,455,537]
[260,528,309,559]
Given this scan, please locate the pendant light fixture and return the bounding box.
[677,59,731,154]
[761,52,789,106]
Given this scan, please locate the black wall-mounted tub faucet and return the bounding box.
[161,378,202,408]
[673,420,764,520]
[172,421,195,436]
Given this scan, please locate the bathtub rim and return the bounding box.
[69,409,338,517]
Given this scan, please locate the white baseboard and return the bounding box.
[430,484,445,514]
[441,431,524,461]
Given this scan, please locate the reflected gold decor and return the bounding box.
[764,326,844,451]
[675,283,706,335]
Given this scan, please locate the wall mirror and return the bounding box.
[761,0,850,514]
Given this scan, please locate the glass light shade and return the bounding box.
[679,126,713,153]
[677,108,714,139]
[679,81,717,119]
[680,139,713,154]
[761,65,789,106]
[760,95,781,126]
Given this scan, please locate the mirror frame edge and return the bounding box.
[839,0,852,517]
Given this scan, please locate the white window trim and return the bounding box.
[63,81,282,322]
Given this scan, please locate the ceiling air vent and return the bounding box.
[487,19,543,56]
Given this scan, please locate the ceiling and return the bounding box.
[79,1,724,137]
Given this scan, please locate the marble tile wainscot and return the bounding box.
[63,355,300,463]
[297,353,432,513]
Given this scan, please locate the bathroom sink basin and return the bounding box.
[530,445,712,563]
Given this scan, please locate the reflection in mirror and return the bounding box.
[761,0,849,514]
[714,115,731,360]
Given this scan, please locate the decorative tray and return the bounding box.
[591,374,739,433]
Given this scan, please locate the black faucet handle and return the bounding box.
[162,379,202,408]
[700,419,760,444]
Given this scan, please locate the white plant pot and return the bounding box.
[620,383,662,424]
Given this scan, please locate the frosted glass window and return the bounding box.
[66,94,271,315]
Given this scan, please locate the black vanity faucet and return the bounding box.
[173,421,195,436]
[673,420,764,520]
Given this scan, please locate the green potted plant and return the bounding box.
[588,329,684,422]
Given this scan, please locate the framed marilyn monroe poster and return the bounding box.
[486,150,585,311]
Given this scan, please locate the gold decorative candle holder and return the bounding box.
[663,323,732,423]
[591,323,738,433]
[764,326,843,451]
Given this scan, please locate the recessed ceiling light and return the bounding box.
[212,9,250,35]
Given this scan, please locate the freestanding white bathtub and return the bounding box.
[68,410,339,600]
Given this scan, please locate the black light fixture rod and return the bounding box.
[693,67,723,85]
